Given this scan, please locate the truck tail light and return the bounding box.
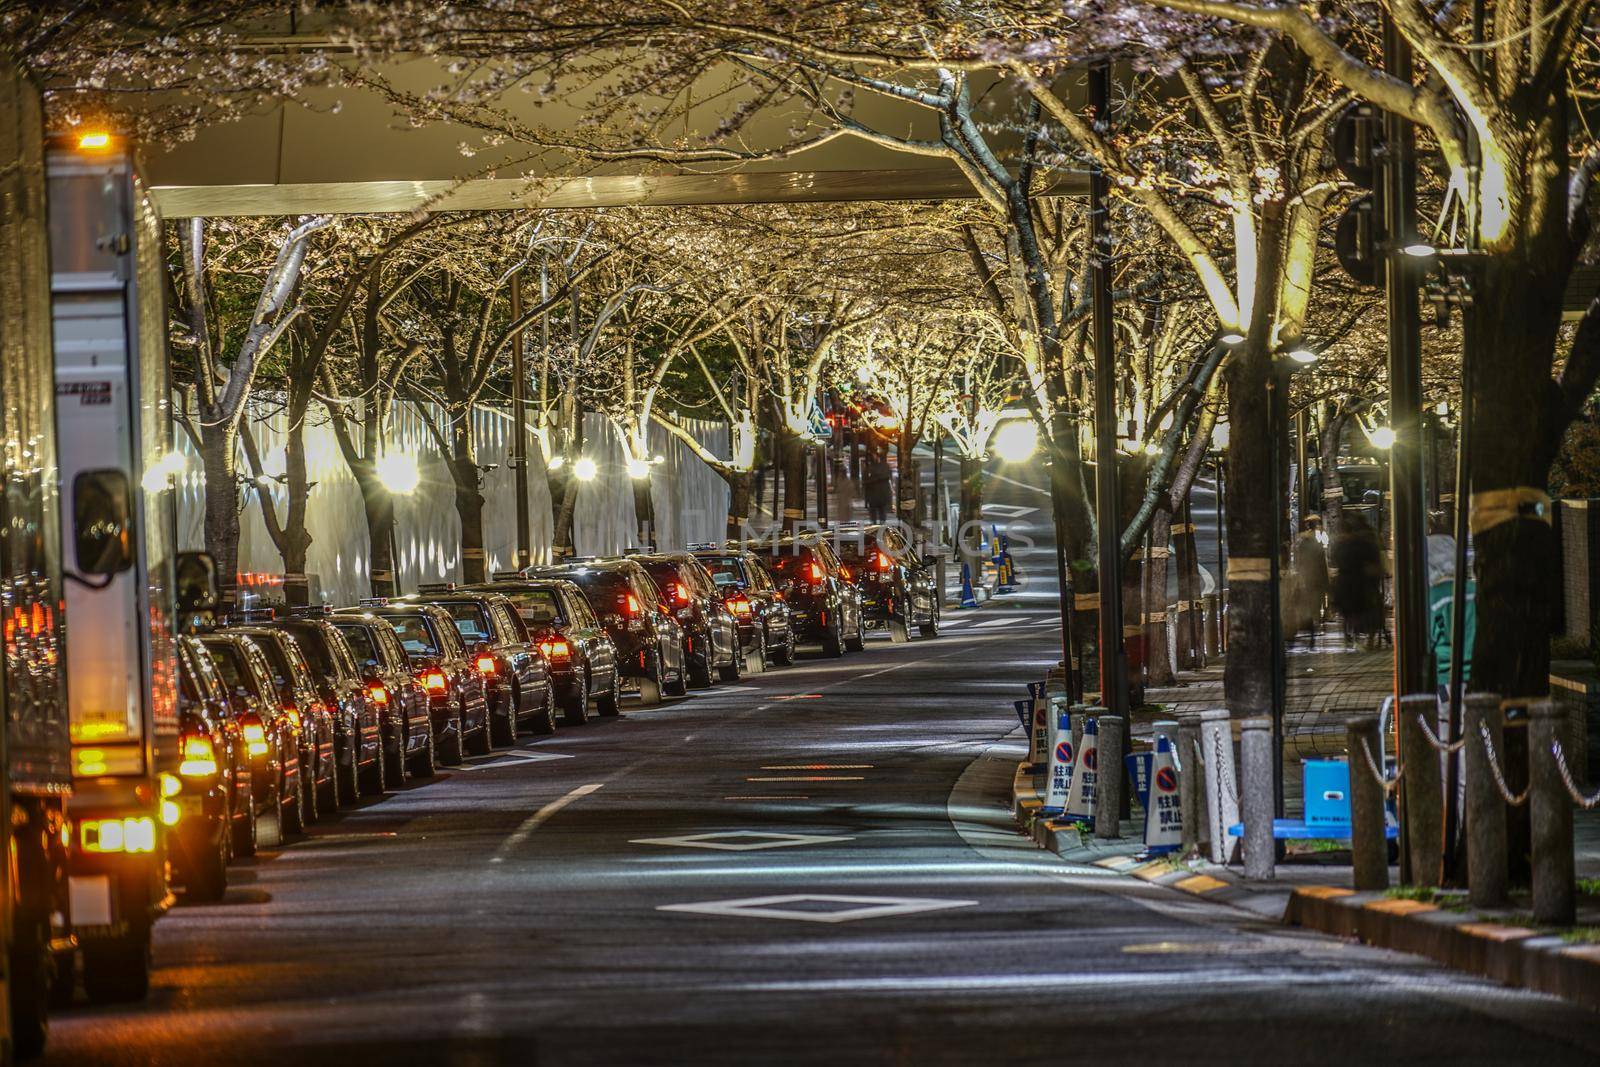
[240,715,269,757]
[421,668,448,693]
[79,816,156,854]
[538,637,572,663]
[160,773,182,826]
[179,733,219,778]
[476,653,498,676]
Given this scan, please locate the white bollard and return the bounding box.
[1198,709,1240,865]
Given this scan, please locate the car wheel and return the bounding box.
[10,916,53,1057]
[184,833,229,903]
[821,621,845,658]
[358,736,387,796]
[384,727,407,784]
[231,779,258,858]
[636,671,663,707]
[889,614,910,643]
[596,672,622,716]
[438,709,465,765]
[919,603,940,638]
[774,632,796,667]
[491,689,518,746]
[687,647,714,689]
[563,673,590,726]
[316,749,339,813]
[746,632,767,675]
[82,935,150,1004]
[664,665,689,696]
[465,699,493,756]
[336,734,359,805]
[845,617,866,652]
[408,732,438,778]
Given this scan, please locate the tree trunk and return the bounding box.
[1320,407,1349,543]
[354,469,397,597]
[280,389,314,605]
[1048,412,1098,690]
[449,413,487,583]
[549,468,577,559]
[726,468,753,541]
[780,432,807,533]
[199,424,240,605]
[1175,493,1202,669]
[896,428,919,529]
[958,453,985,567]
[1146,509,1176,687]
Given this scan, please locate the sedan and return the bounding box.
[330,612,437,780]
[410,586,555,738]
[268,612,387,800]
[476,577,622,720]
[524,560,686,705]
[832,523,941,641]
[168,637,247,901]
[750,536,865,657]
[198,633,303,844]
[635,553,741,687]
[224,623,341,819]
[692,547,796,670]
[346,603,490,765]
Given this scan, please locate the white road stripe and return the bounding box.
[491,782,603,863]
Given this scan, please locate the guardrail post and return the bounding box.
[1240,717,1275,880]
[1528,699,1575,925]
[1177,712,1204,858]
[1203,594,1220,658]
[1463,692,1507,907]
[1093,713,1125,839]
[1398,692,1444,886]
[1198,709,1239,864]
[1346,710,1389,891]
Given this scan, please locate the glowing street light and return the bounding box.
[1286,347,1319,365]
[573,456,598,482]
[625,456,651,480]
[992,418,1038,462]
[1219,332,1246,345]
[1369,426,1396,450]
[376,450,421,495]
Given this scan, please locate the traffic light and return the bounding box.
[1332,103,1384,287]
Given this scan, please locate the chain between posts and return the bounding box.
[1413,711,1467,754]
[1477,720,1529,807]
[1551,740,1600,809]
[1212,730,1239,807]
[1356,736,1402,793]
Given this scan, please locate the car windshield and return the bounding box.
[335,624,382,671]
[441,602,493,643]
[250,637,298,700]
[569,570,633,608]
[503,589,563,627]
[204,643,251,693]
[699,556,746,587]
[764,551,813,579]
[388,614,440,656]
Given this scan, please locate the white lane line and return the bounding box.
[490,782,603,863]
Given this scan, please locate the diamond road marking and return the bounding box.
[981,504,1038,519]
[658,894,979,923]
[630,831,855,852]
[453,750,573,772]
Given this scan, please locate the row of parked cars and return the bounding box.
[168,524,944,900]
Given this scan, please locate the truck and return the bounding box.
[49,124,182,1012]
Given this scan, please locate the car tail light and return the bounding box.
[476,653,498,676]
[79,816,156,855]
[240,714,269,757]
[624,593,642,616]
[806,560,824,582]
[839,565,853,581]
[538,636,572,663]
[282,706,302,733]
[670,582,690,606]
[179,733,219,777]
[728,595,752,618]
[874,551,892,571]
[368,683,390,706]
[421,668,448,693]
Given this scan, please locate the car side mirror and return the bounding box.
[922,554,938,567]
[176,551,220,613]
[73,469,134,575]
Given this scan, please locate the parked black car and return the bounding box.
[473,578,622,720]
[832,524,941,640]
[526,559,686,705]
[168,637,247,901]
[691,547,796,670]
[198,633,303,843]
[409,586,555,739]
[266,613,387,799]
[225,623,341,820]
[635,552,741,687]
[750,536,865,657]
[329,611,437,780]
[344,602,489,764]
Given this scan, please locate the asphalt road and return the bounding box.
[44,602,1600,1066]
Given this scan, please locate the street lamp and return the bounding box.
[1369,425,1397,450]
[625,456,651,480]
[991,417,1037,463]
[573,456,598,482]
[376,450,421,495]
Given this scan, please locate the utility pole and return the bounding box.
[1090,62,1128,721]
[509,273,532,570]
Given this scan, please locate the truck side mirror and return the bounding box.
[73,469,134,575]
[176,551,219,613]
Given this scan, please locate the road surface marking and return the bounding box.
[658,894,978,923]
[454,750,574,772]
[722,795,811,800]
[760,764,873,770]
[630,831,854,851]
[746,775,864,782]
[490,782,603,863]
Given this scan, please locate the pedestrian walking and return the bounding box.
[863,447,893,524]
[1329,512,1385,648]
[1292,516,1329,647]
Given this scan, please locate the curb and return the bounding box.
[1009,758,1600,1012]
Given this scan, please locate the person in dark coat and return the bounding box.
[1292,516,1330,647]
[863,447,893,524]
[1329,512,1385,648]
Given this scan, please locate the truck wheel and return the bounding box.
[384,729,407,785]
[10,917,53,1058]
[82,935,151,1004]
[562,675,590,726]
[408,733,438,778]
[595,673,622,716]
[358,742,386,796]
[438,711,465,765]
[889,615,910,643]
